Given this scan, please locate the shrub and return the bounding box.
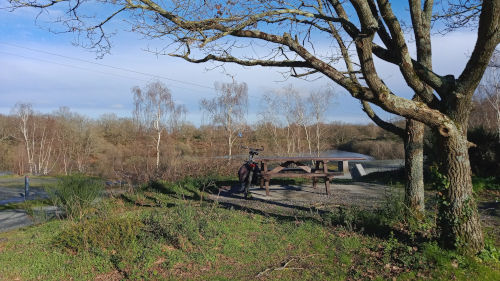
[56,216,142,254]
[46,174,104,220]
[472,176,500,192]
[468,127,500,178]
[143,204,219,249]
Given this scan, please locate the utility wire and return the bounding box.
[0,41,215,90]
[0,50,149,82]
[0,50,210,95]
[0,41,262,100]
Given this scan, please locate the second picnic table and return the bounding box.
[254,157,365,196]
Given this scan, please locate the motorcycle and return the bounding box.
[238,146,264,199]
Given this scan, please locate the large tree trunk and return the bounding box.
[437,129,483,253]
[404,119,425,214]
[361,101,425,215]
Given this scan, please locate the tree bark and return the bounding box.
[437,129,483,253]
[362,101,425,214]
[404,119,425,214]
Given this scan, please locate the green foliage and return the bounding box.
[55,216,143,254]
[472,176,500,192]
[46,174,104,220]
[479,239,500,263]
[429,165,450,192]
[323,188,406,230]
[143,204,219,249]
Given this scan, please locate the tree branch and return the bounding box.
[376,0,437,104]
[8,0,67,9]
[457,0,500,97]
[170,51,312,68]
[361,101,404,137]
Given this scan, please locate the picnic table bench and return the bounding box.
[254,157,365,196]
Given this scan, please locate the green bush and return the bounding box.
[46,174,104,220]
[472,176,500,192]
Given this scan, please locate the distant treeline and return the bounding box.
[0,105,404,181]
[0,88,496,181]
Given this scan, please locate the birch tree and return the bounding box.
[200,81,248,158]
[12,103,58,175]
[12,103,35,174]
[133,81,177,170]
[308,88,335,156]
[259,94,285,154]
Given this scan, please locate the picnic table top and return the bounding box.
[254,156,366,162]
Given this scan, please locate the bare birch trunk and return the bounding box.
[228,131,232,159]
[303,124,312,156]
[156,129,161,170]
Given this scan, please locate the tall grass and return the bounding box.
[46,174,104,220]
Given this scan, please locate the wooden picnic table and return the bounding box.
[254,157,365,196]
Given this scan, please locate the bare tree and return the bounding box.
[11,0,500,253]
[476,53,500,141]
[11,103,58,175]
[133,81,178,170]
[259,94,285,154]
[294,93,313,156]
[12,103,35,174]
[53,107,96,174]
[275,85,302,155]
[200,81,248,158]
[308,88,335,156]
[260,86,334,156]
[36,115,58,175]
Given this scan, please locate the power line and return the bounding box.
[0,41,263,100]
[0,50,212,96]
[0,41,215,90]
[0,50,149,82]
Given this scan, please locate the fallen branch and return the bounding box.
[256,258,301,277]
[256,254,325,277]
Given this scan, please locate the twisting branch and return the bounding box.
[171,51,312,68]
[361,101,404,137]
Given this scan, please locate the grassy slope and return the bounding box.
[0,180,499,280]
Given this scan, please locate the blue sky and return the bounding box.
[0,2,479,126]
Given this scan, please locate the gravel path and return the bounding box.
[0,177,52,233]
[0,209,33,233]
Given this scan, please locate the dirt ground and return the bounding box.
[210,182,500,242]
[209,181,401,222]
[225,181,397,208]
